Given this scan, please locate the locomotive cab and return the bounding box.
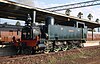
[20,14,41,48]
[21,26,40,47]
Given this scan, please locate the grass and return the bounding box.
[45,48,100,64]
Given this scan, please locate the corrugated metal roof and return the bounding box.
[0,0,100,28]
[0,24,22,31]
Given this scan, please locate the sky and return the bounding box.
[34,0,100,21]
[0,18,25,25]
[1,0,100,25]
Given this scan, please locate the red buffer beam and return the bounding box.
[44,0,100,11]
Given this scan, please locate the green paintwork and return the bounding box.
[48,25,87,40]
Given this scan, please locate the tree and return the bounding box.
[95,18,99,23]
[16,21,21,26]
[87,13,93,20]
[95,18,100,32]
[77,12,83,19]
[3,22,7,25]
[65,9,71,16]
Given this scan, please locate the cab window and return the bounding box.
[21,27,33,40]
[77,22,85,28]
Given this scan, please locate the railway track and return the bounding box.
[0,41,99,56]
[0,45,100,64]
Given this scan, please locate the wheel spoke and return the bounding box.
[62,48,67,51]
[54,48,59,52]
[62,41,69,51]
[54,45,61,52]
[44,49,50,53]
[62,46,68,51]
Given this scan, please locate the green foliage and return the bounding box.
[3,22,7,25]
[95,18,99,23]
[87,13,93,20]
[77,12,83,19]
[65,9,71,16]
[16,21,21,26]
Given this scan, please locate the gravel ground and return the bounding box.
[0,46,100,64]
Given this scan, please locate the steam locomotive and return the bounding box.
[14,15,87,54]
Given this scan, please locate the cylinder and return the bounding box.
[45,16,55,26]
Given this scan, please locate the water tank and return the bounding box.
[45,16,55,26]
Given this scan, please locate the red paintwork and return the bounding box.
[87,32,100,41]
[20,36,40,47]
[21,39,37,47]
